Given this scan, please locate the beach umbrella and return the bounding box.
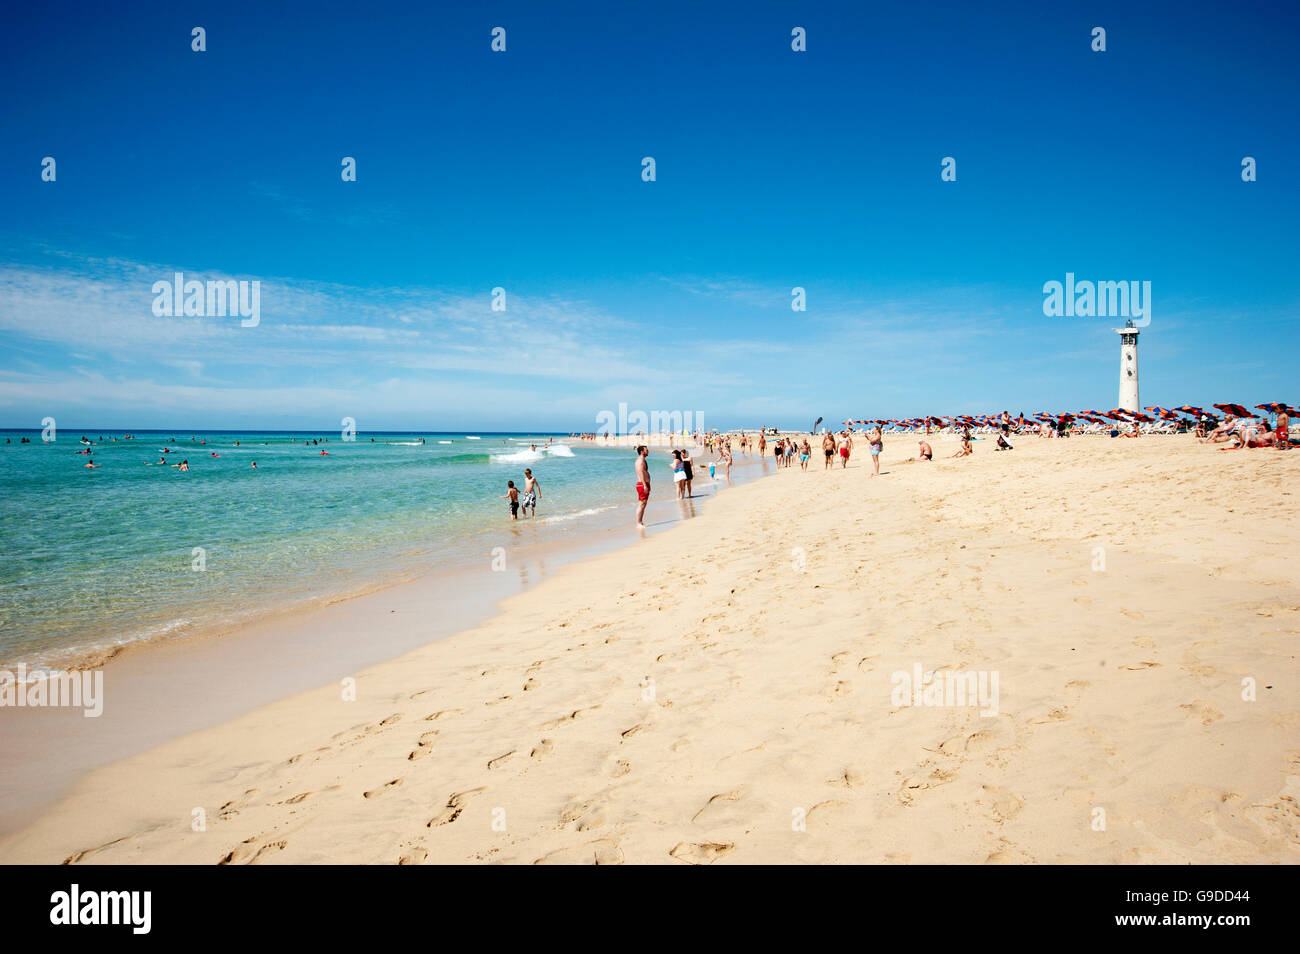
[1255,403,1291,414]
[1213,403,1256,417]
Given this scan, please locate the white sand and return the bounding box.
[2,434,1297,864]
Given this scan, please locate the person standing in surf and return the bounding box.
[634,445,650,528]
[522,468,541,518]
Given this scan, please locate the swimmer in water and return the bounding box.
[251,461,257,468]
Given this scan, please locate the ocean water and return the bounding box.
[0,430,707,667]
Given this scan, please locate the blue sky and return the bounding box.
[1,0,1296,430]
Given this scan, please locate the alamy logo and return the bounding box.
[152,272,260,327]
[50,884,151,934]
[596,402,703,436]
[1042,273,1150,326]
[890,663,999,717]
[0,664,103,717]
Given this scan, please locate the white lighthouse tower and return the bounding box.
[1116,319,1140,412]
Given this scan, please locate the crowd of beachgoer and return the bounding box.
[1196,408,1290,449]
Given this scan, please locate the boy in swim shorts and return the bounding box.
[500,480,520,520]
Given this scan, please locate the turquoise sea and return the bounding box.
[0,430,711,667]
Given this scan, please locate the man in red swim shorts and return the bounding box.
[634,444,650,528]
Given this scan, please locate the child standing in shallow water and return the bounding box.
[500,480,520,520]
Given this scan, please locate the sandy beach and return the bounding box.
[2,433,1297,865]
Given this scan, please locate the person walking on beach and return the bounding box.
[822,431,836,470]
[1276,407,1289,450]
[634,445,650,528]
[671,450,687,499]
[867,426,883,475]
[799,438,811,471]
[521,468,541,517]
[681,448,694,497]
[839,431,853,469]
[501,480,521,520]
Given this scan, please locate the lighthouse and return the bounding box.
[1116,319,1140,412]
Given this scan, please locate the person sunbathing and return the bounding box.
[950,430,973,457]
[1199,415,1237,443]
[1223,422,1275,449]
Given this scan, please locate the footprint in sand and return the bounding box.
[530,739,555,759]
[691,789,748,825]
[825,680,852,700]
[560,799,608,831]
[363,778,403,798]
[397,845,429,865]
[425,708,464,721]
[939,728,998,755]
[1180,700,1224,725]
[805,800,851,829]
[409,730,440,760]
[897,765,957,803]
[65,835,132,864]
[603,757,631,778]
[219,835,287,865]
[621,722,650,739]
[427,787,489,827]
[1026,706,1071,725]
[981,784,1024,822]
[286,745,331,765]
[487,750,516,770]
[985,841,1034,864]
[670,841,735,865]
[533,838,624,865]
[541,704,602,729]
[1120,661,1161,670]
